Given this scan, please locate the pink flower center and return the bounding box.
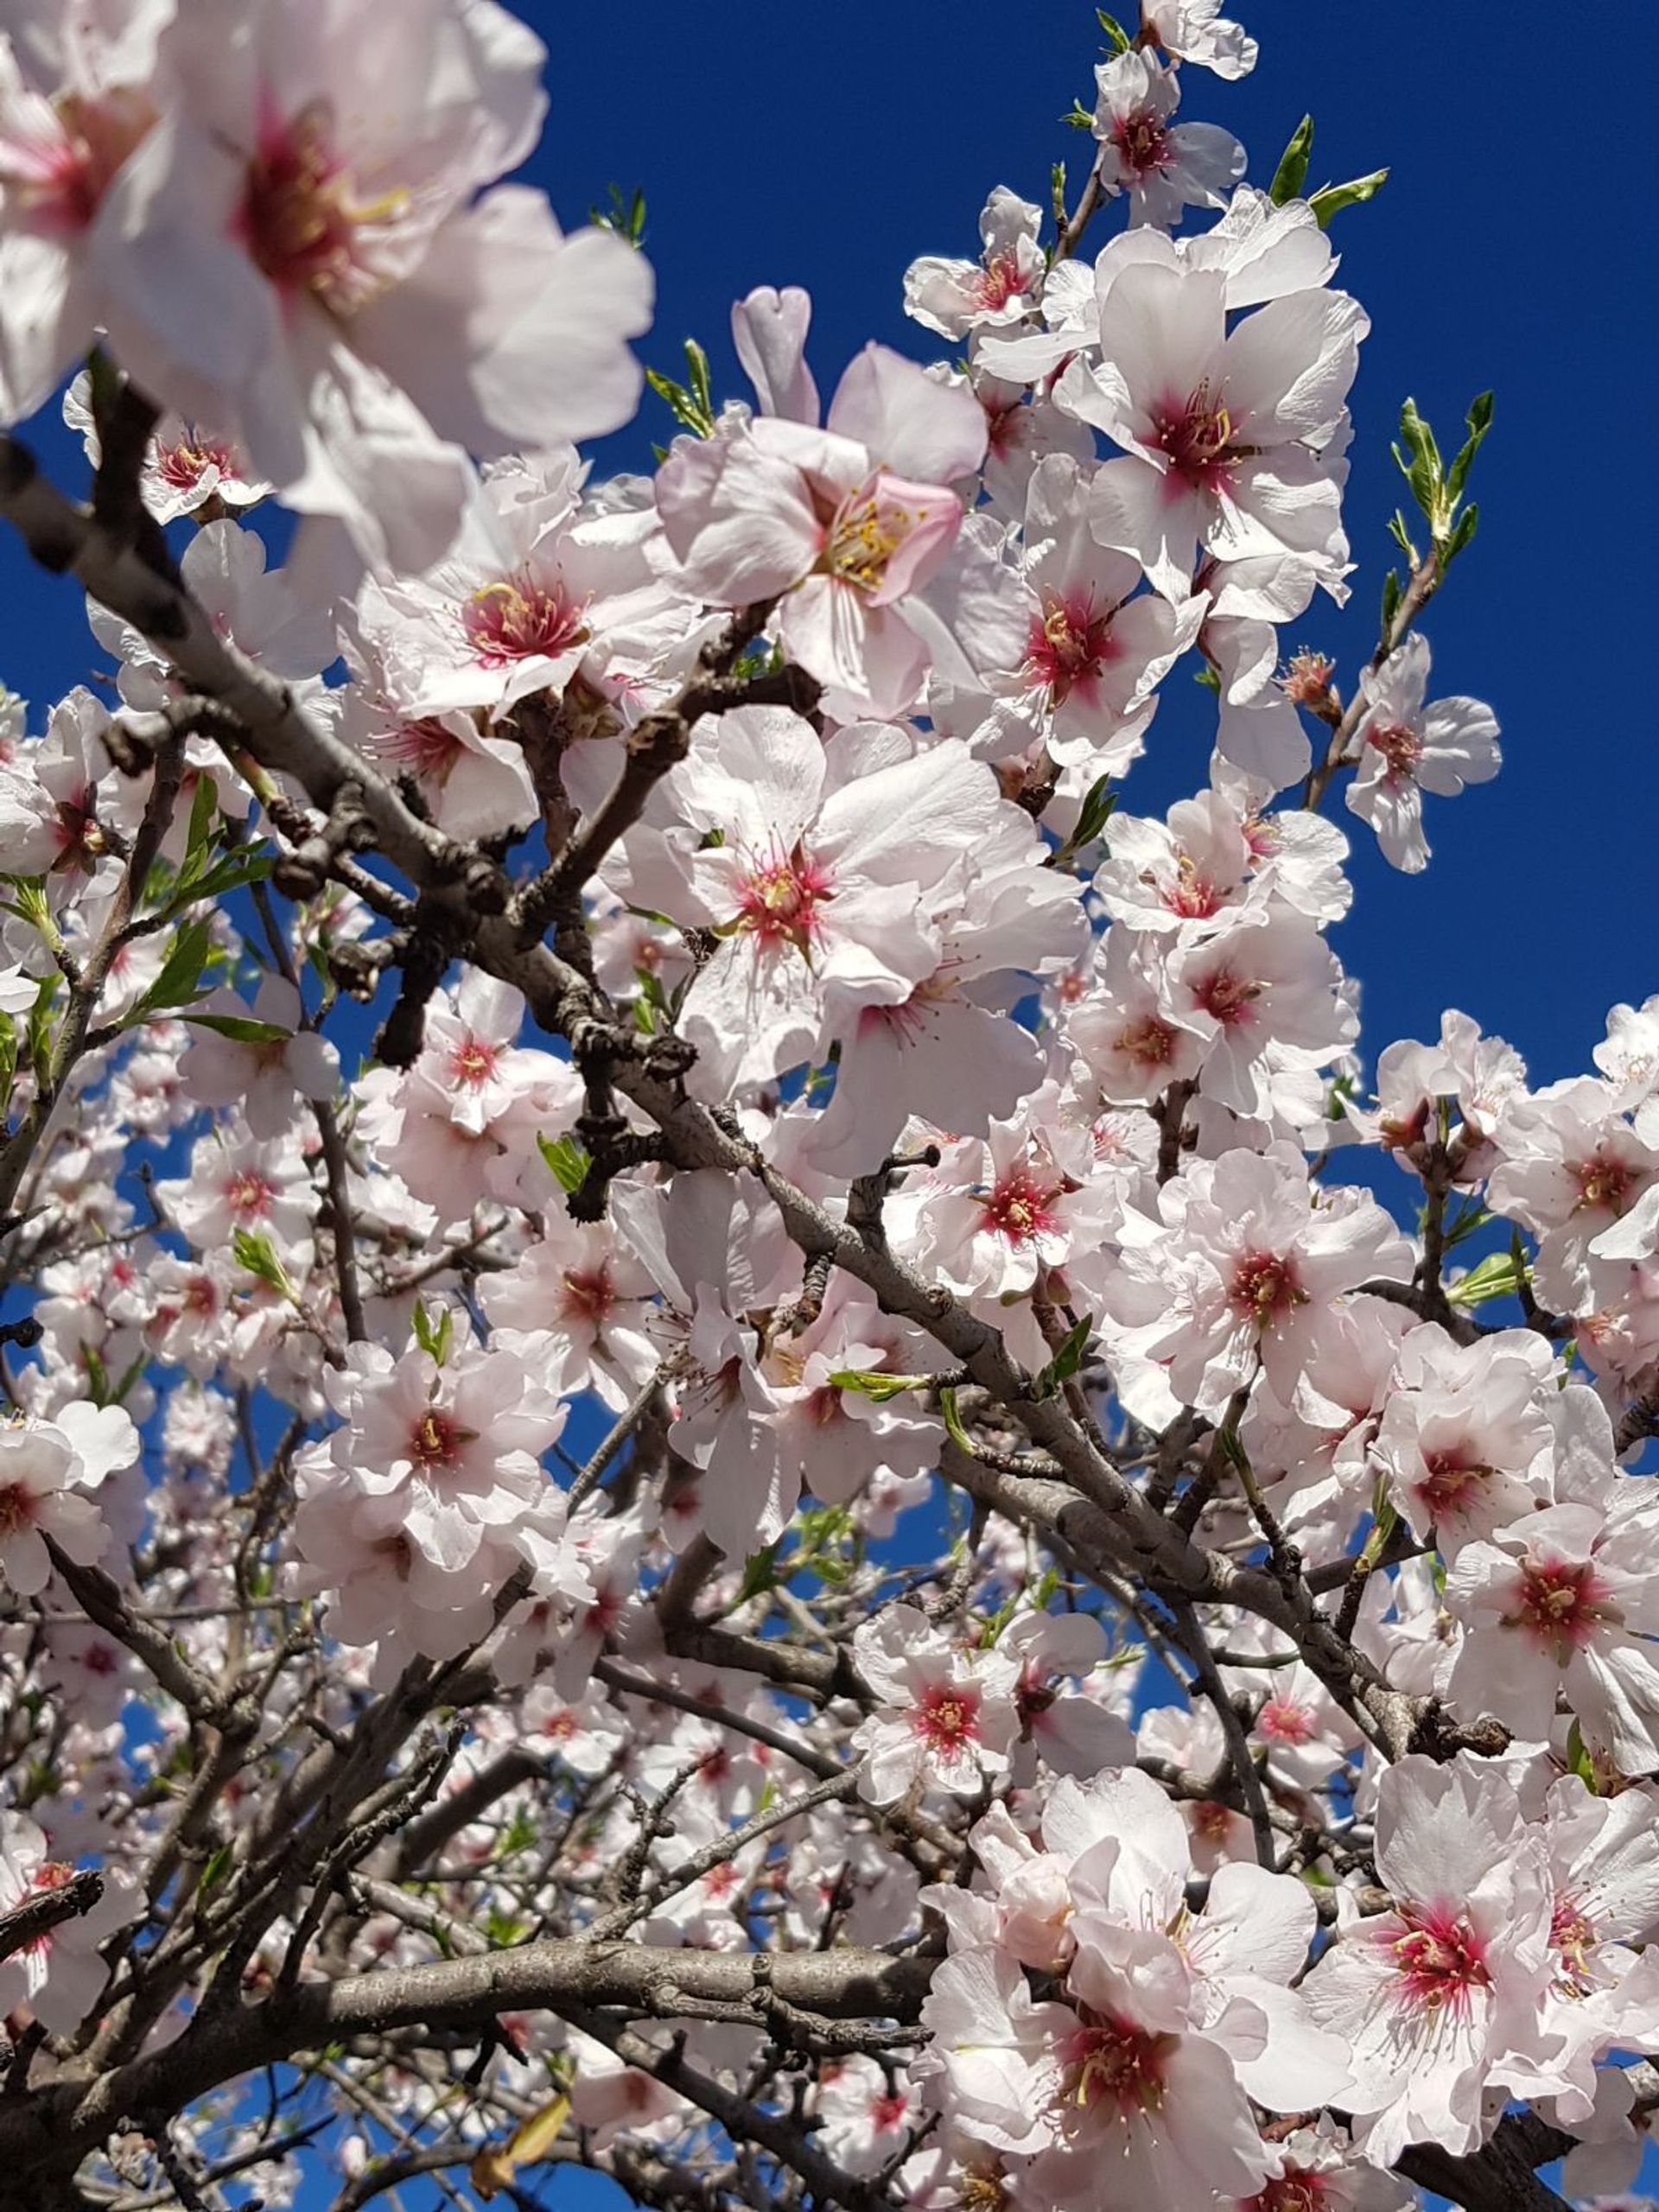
[1280,652,1335,708]
[1256,1698,1316,1745]
[1550,1894,1596,1992]
[1416,1451,1492,1518]
[409,1409,470,1472]
[961,2181,1010,2212]
[1153,384,1242,493]
[0,1484,39,1540]
[241,99,407,311]
[54,791,105,868]
[224,1171,274,1219]
[914,1681,982,1752]
[1114,1014,1180,1071]
[1510,1555,1612,1658]
[1190,963,1260,1027]
[153,435,240,493]
[871,2089,910,2131]
[1573,1153,1637,1215]
[448,1036,501,1088]
[1110,105,1173,181]
[1388,1902,1491,2017]
[734,847,835,952]
[979,1166,1064,1245]
[1247,2175,1332,2212]
[1024,593,1119,707]
[1161,853,1224,919]
[463,575,588,668]
[975,251,1027,314]
[373,715,465,783]
[822,486,919,593]
[4,92,148,235]
[1230,1251,1305,1325]
[560,1268,614,1325]
[1366,720,1424,779]
[16,1861,76,1956]
[1063,2012,1174,2116]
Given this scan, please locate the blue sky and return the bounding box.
[4,2,1653,2206]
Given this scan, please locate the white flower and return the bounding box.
[1344,632,1500,871]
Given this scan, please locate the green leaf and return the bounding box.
[136,916,213,1016]
[1380,566,1403,636]
[829,1368,933,1404]
[197,1842,232,1900]
[737,1540,781,1604]
[411,1300,454,1367]
[1308,166,1389,226]
[646,336,718,439]
[939,1385,974,1458]
[181,1013,290,1046]
[1443,500,1480,565]
[537,1131,591,1195]
[179,772,219,878]
[1447,1249,1526,1310]
[1048,772,1116,870]
[1394,397,1441,523]
[1269,115,1315,205]
[1444,391,1494,506]
[1071,772,1116,851]
[1060,99,1095,130]
[1096,7,1131,50]
[174,849,273,907]
[82,1343,111,1408]
[1033,1313,1094,1400]
[1441,1200,1491,1252]
[591,183,646,245]
[232,1227,297,1301]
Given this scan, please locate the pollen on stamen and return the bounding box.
[1365,720,1425,779]
[1386,1902,1491,2019]
[1062,2010,1175,2118]
[447,1036,501,1088]
[1230,1250,1305,1325]
[979,1166,1064,1246]
[1023,593,1120,709]
[1110,106,1173,181]
[913,1681,982,1753]
[734,846,835,953]
[463,575,588,668]
[823,490,915,594]
[1510,1555,1612,1660]
[1154,383,1241,493]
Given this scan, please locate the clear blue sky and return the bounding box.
[5,3,1651,2205]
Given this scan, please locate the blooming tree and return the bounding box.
[0,7,1654,2212]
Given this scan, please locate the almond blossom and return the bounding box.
[620,708,1003,1099]
[904,188,1046,342]
[850,1605,1021,1803]
[655,341,988,717]
[1344,632,1501,871]
[1091,48,1245,231]
[1097,1141,1413,1421]
[80,0,654,569]
[1146,0,1259,78]
[1058,257,1366,601]
[1301,1754,1562,2166]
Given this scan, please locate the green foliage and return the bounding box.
[1032,1313,1094,1400]
[1269,115,1315,205]
[592,184,647,245]
[537,1132,591,1195]
[646,338,717,439]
